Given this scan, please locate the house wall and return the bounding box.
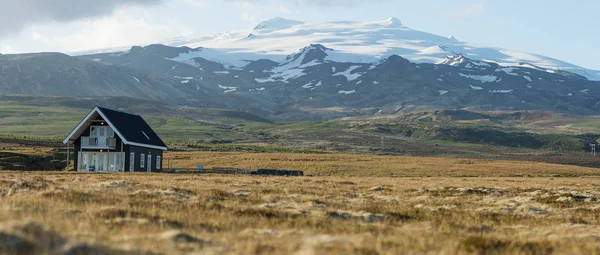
[124,145,164,172]
[73,116,125,170]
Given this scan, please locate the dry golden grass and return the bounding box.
[1,152,600,254]
[1,170,600,254]
[165,151,600,177]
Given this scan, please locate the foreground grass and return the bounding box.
[1,173,600,254]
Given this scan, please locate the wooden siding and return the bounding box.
[124,145,164,172]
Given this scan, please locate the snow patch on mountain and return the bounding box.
[333,66,362,81]
[498,67,519,76]
[255,77,275,83]
[270,68,306,82]
[338,89,356,95]
[458,73,498,83]
[218,84,238,93]
[470,85,483,90]
[489,89,513,93]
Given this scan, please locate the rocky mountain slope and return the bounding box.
[76,43,600,119]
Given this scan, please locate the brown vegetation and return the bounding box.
[165,151,600,177]
[1,170,600,254]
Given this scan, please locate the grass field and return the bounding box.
[165,151,600,178]
[1,172,600,254]
[1,131,600,253]
[3,96,600,253]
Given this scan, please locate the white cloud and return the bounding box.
[445,0,485,18]
[0,44,14,54]
[0,0,162,38]
[279,5,291,13]
[234,1,258,22]
[28,8,192,53]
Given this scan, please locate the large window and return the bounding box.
[156,156,161,170]
[90,126,114,138]
[78,152,125,172]
[140,154,145,168]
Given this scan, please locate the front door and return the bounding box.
[147,154,152,172]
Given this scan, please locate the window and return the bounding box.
[147,154,152,172]
[91,126,114,138]
[129,153,135,172]
[156,156,161,170]
[91,127,99,137]
[140,154,145,168]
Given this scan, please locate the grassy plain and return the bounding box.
[2,96,600,254]
[165,151,600,178]
[1,171,600,254]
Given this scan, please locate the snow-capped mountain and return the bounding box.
[71,42,600,120]
[4,17,600,121]
[152,17,600,81]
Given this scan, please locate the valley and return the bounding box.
[2,95,600,171]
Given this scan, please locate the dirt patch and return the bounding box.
[0,221,147,255]
[160,230,216,252]
[326,210,386,222]
[460,236,553,255]
[41,189,116,204]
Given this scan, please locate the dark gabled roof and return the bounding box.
[63,106,167,150]
[96,106,167,149]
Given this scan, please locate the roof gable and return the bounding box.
[63,106,167,150]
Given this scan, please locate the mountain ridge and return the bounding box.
[3,20,600,121]
[72,17,600,81]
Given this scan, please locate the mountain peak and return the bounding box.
[305,44,333,52]
[440,55,466,66]
[383,17,403,26]
[284,44,333,65]
[253,17,304,31]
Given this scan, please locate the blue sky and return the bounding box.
[0,0,598,69]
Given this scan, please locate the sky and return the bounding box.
[0,0,598,69]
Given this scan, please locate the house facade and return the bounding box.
[63,106,168,172]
